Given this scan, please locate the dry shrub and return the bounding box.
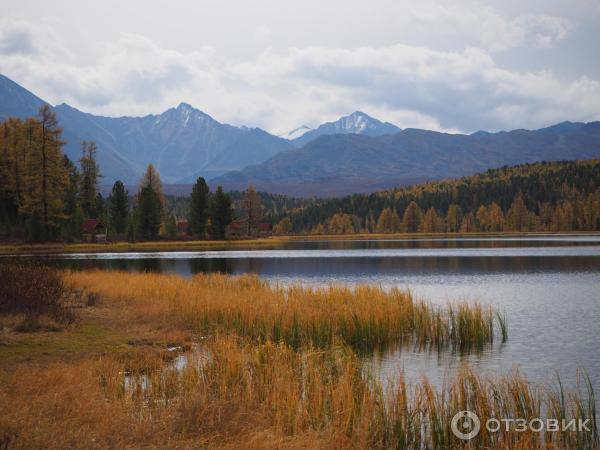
[0,262,74,328]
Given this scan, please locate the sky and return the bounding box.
[1,0,599,134]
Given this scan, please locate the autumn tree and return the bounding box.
[421,208,441,233]
[446,204,462,232]
[376,208,393,233]
[403,201,421,232]
[21,106,68,239]
[506,193,529,231]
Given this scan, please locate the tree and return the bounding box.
[136,185,162,240]
[475,205,489,231]
[446,204,462,232]
[274,217,293,235]
[109,180,129,235]
[242,185,263,237]
[62,155,80,240]
[139,163,164,205]
[165,215,177,239]
[403,201,421,232]
[79,141,100,218]
[188,177,210,238]
[421,208,441,233]
[506,193,529,231]
[20,106,68,238]
[210,186,233,239]
[376,208,393,233]
[487,202,504,231]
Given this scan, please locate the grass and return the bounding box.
[1,268,597,449]
[1,336,597,449]
[68,271,503,351]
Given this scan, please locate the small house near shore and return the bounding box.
[81,219,108,243]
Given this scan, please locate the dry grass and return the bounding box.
[67,271,501,351]
[1,336,596,449]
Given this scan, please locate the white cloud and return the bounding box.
[0,18,598,135]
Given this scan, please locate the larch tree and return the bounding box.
[403,201,421,233]
[21,106,68,238]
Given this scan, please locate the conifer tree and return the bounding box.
[79,140,100,218]
[242,185,263,237]
[108,180,129,235]
[210,186,233,239]
[188,177,210,238]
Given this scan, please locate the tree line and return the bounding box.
[269,159,600,234]
[0,109,237,242]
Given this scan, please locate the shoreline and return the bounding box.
[1,230,599,255]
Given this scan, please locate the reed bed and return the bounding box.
[1,336,596,449]
[68,270,502,351]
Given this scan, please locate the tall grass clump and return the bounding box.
[68,271,503,351]
[0,261,74,328]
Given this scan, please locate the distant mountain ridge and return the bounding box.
[0,74,293,184]
[211,122,600,196]
[289,111,401,147]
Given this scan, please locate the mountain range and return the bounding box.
[2,73,600,197]
[212,122,600,196]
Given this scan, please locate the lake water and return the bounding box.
[10,234,600,391]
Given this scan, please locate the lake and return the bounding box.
[10,234,600,390]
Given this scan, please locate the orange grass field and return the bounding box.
[0,270,596,449]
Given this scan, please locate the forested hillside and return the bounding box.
[269,159,600,234]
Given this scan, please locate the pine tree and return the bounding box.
[79,140,100,218]
[109,180,129,235]
[136,185,162,240]
[165,215,177,239]
[188,177,210,238]
[210,186,233,239]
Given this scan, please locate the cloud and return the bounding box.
[0,19,598,135]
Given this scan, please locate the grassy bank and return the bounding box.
[69,271,501,350]
[1,336,596,449]
[1,269,597,449]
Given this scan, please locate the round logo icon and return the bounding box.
[451,410,481,440]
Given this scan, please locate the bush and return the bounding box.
[0,262,74,326]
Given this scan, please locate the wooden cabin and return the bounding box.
[81,219,108,243]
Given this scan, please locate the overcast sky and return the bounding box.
[1,0,599,134]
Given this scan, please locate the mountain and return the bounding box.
[0,74,48,119]
[290,111,401,147]
[279,125,312,140]
[0,74,293,184]
[211,123,600,197]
